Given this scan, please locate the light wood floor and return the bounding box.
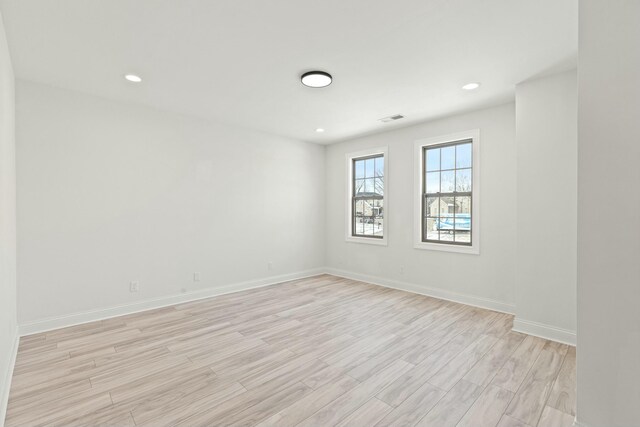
[5,275,576,427]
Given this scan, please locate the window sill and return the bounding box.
[345,236,388,246]
[413,241,479,255]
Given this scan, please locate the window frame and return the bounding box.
[345,146,388,246]
[414,130,480,254]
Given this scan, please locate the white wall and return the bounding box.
[16,81,325,328]
[325,103,517,312]
[514,70,577,344]
[577,1,640,426]
[0,9,17,426]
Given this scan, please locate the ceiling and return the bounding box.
[0,0,577,144]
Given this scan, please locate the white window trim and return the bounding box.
[345,146,388,246]
[413,130,480,254]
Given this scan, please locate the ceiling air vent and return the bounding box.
[379,114,405,123]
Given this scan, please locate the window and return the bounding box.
[423,140,472,245]
[353,155,384,238]
[414,130,479,254]
[346,147,388,245]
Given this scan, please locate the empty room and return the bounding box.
[0,1,638,426]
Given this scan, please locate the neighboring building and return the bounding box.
[355,192,384,217]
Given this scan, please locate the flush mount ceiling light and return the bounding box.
[462,82,480,90]
[301,71,332,88]
[315,128,325,133]
[124,74,142,83]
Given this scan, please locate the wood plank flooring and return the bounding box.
[5,275,576,427]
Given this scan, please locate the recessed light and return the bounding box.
[315,128,325,133]
[462,82,480,90]
[124,74,142,83]
[301,71,332,88]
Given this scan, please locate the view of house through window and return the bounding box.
[352,154,384,238]
[423,140,472,245]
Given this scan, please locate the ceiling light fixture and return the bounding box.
[315,128,325,133]
[462,82,480,90]
[301,71,332,88]
[124,74,142,83]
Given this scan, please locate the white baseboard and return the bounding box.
[17,267,576,349]
[325,267,515,314]
[19,269,325,336]
[0,328,19,427]
[325,268,577,346]
[512,318,576,346]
